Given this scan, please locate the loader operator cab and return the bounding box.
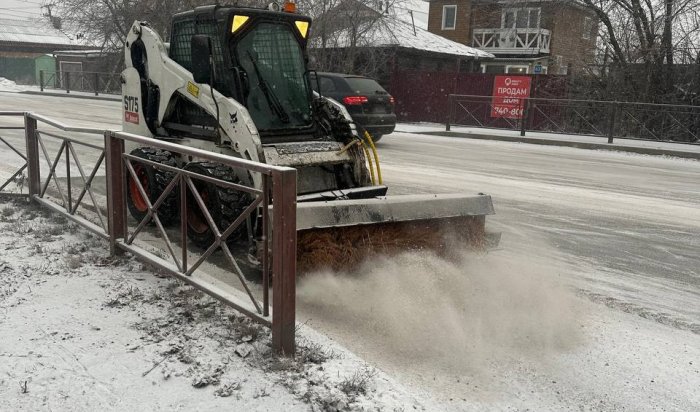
[168,5,315,140]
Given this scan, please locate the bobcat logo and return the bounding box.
[230,112,238,125]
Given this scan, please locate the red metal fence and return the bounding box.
[387,71,569,123]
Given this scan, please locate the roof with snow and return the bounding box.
[312,14,493,59]
[0,18,87,48]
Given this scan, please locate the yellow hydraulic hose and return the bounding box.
[363,130,382,184]
[358,139,376,185]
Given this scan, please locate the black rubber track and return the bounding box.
[184,162,250,249]
[126,147,179,226]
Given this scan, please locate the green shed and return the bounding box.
[34,54,56,87]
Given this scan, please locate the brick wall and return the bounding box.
[470,3,501,33]
[427,0,472,44]
[549,5,598,74]
[428,0,598,73]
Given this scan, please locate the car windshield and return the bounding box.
[234,23,312,131]
[344,77,386,94]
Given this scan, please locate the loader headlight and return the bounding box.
[294,21,309,38]
[231,15,249,33]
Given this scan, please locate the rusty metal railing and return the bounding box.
[0,112,28,194]
[0,112,298,355]
[446,94,700,144]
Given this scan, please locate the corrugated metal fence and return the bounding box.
[387,70,569,123]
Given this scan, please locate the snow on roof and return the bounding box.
[0,18,82,47]
[314,14,493,59]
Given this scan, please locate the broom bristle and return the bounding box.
[296,216,486,273]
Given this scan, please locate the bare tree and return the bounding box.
[52,0,269,73]
[303,0,406,77]
[581,0,700,101]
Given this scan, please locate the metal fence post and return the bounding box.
[271,168,297,356]
[446,94,453,131]
[104,131,126,255]
[520,98,530,136]
[94,72,100,96]
[65,71,71,94]
[39,70,44,92]
[24,114,40,198]
[607,102,618,144]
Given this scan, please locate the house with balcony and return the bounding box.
[427,0,597,75]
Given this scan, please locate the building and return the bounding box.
[310,0,493,84]
[427,0,598,74]
[0,18,93,85]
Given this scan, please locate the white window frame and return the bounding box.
[442,5,457,30]
[583,16,593,40]
[59,61,83,73]
[505,64,529,74]
[501,8,541,30]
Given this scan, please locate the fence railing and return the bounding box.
[446,94,700,144]
[39,70,122,96]
[472,28,551,54]
[0,111,298,355]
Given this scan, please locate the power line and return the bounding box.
[0,5,39,9]
[0,8,39,14]
[0,12,38,19]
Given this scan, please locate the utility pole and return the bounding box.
[41,2,55,18]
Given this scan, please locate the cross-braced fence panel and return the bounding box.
[447,95,700,144]
[0,112,29,194]
[0,112,297,355]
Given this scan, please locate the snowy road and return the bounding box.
[1,91,699,410]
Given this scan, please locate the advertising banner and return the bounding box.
[491,76,531,119]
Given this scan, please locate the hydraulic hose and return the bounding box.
[358,139,376,185]
[363,130,382,184]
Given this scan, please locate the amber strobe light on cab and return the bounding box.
[283,0,296,13]
[231,15,249,33]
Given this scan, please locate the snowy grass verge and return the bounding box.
[0,197,427,411]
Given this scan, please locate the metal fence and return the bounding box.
[39,70,122,96]
[0,112,298,355]
[446,94,700,144]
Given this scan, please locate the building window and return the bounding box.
[442,5,457,30]
[502,8,540,29]
[505,65,529,74]
[482,64,506,74]
[583,16,593,39]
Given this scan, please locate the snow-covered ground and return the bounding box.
[1,92,699,410]
[0,199,427,410]
[0,77,37,93]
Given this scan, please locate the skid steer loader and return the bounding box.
[121,3,496,273]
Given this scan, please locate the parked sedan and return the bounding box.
[310,72,396,142]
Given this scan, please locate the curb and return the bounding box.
[21,90,121,102]
[412,130,700,161]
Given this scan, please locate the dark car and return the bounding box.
[310,72,396,142]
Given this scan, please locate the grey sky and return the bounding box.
[0,0,44,20]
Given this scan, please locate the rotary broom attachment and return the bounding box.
[294,194,497,274]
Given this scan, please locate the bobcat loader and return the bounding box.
[121,3,496,272]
